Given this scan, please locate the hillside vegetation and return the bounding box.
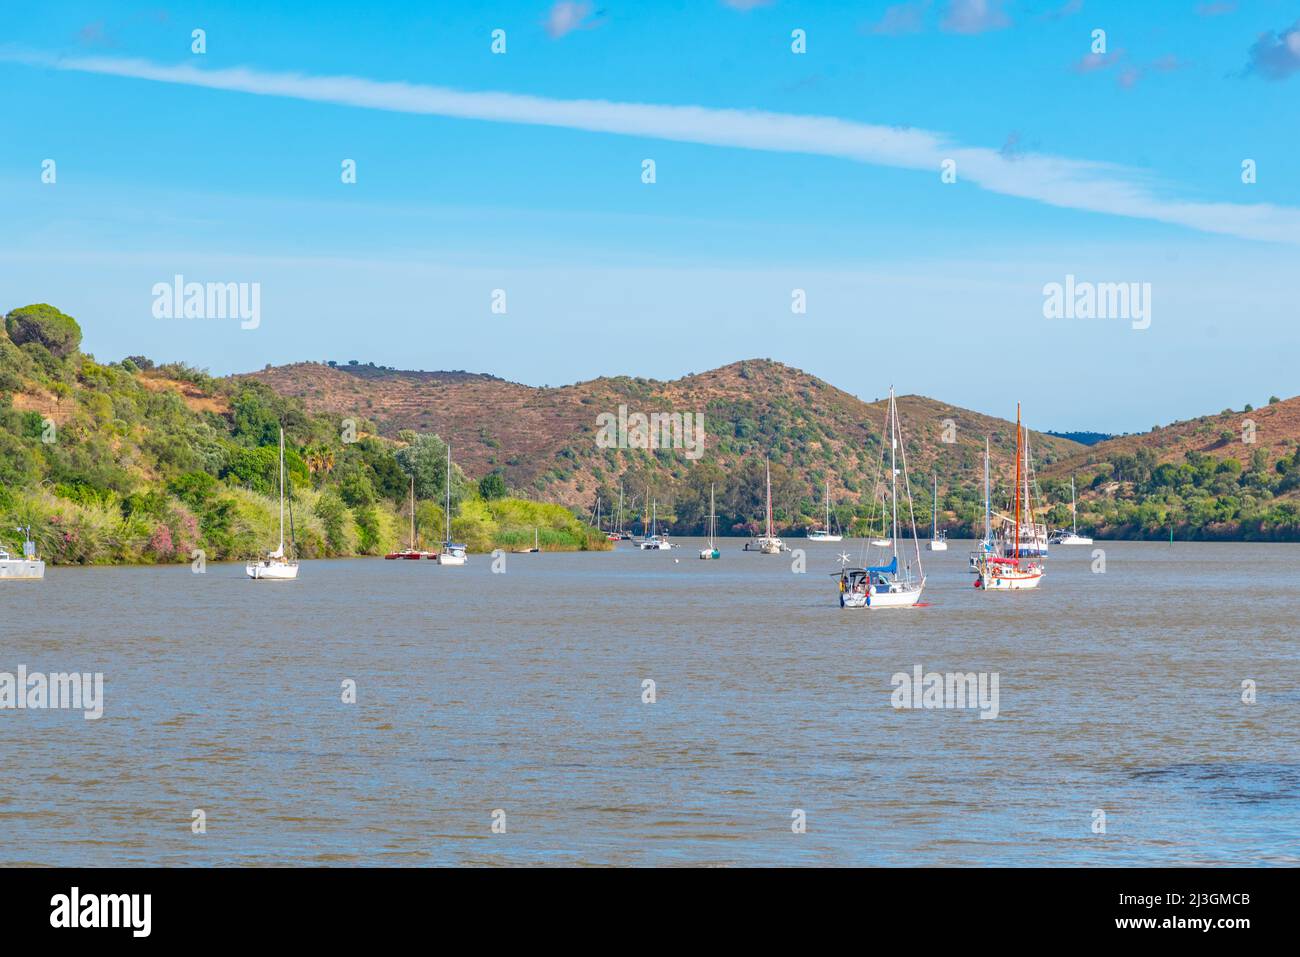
[251,359,1300,541]
[0,304,608,564]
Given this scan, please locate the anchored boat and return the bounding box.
[926,474,948,551]
[435,443,468,565]
[1048,476,1093,545]
[386,474,434,559]
[638,499,673,550]
[975,405,1045,590]
[744,458,786,553]
[807,479,842,542]
[699,483,721,559]
[834,387,925,608]
[247,428,300,580]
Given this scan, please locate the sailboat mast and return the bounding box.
[409,474,415,551]
[445,444,451,543]
[1014,404,1022,563]
[709,483,716,547]
[889,389,898,559]
[984,437,990,543]
[765,458,773,538]
[617,482,624,534]
[278,428,285,553]
[932,473,937,540]
[1071,475,1078,535]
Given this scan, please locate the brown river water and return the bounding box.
[1,539,1296,866]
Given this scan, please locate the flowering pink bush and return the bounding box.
[148,523,174,559]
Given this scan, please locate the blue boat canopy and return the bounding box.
[866,557,897,575]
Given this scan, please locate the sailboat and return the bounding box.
[246,428,300,580]
[435,444,468,565]
[807,479,842,542]
[868,490,892,549]
[834,387,925,607]
[1049,476,1093,545]
[699,483,721,559]
[386,474,433,559]
[513,527,541,554]
[926,474,948,551]
[607,483,626,541]
[975,404,1045,590]
[744,457,785,553]
[0,525,44,580]
[638,499,673,549]
[969,438,994,573]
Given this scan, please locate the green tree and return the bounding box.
[4,304,82,359]
[478,471,507,500]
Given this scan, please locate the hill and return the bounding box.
[0,304,608,563]
[1039,395,1300,540]
[246,358,1086,536]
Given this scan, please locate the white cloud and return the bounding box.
[544,1,596,39]
[867,1,931,36]
[940,0,1011,35]
[1246,21,1300,80]
[6,51,1299,244]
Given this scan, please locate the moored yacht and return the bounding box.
[744,458,786,553]
[435,444,468,566]
[1048,476,1093,545]
[699,484,721,559]
[926,474,948,551]
[975,405,1045,590]
[806,479,842,542]
[386,474,434,559]
[638,499,673,550]
[835,387,925,608]
[247,428,300,580]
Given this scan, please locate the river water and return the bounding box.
[1,539,1296,866]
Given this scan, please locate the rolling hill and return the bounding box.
[245,358,1085,534]
[245,360,1300,540]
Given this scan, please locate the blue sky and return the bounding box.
[1,0,1298,432]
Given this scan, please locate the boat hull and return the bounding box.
[246,560,299,580]
[1051,534,1093,545]
[842,584,924,608]
[698,548,720,560]
[0,559,45,580]
[926,540,948,551]
[807,532,842,542]
[978,566,1044,590]
[436,552,467,565]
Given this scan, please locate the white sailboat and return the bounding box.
[807,479,842,542]
[1049,476,1093,545]
[868,495,892,548]
[699,483,721,559]
[744,457,785,553]
[926,473,948,551]
[975,404,1045,590]
[436,443,468,565]
[246,428,300,580]
[638,499,673,549]
[835,387,925,607]
[0,525,44,580]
